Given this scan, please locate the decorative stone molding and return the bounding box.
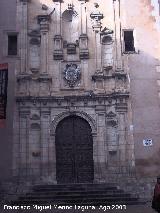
[38,74,52,82]
[50,111,97,135]
[92,72,104,81]
[106,111,117,118]
[32,151,41,157]
[114,70,127,79]
[53,50,63,60]
[30,123,40,130]
[30,38,40,45]
[28,29,40,37]
[16,74,31,82]
[90,3,104,32]
[52,0,63,2]
[30,113,40,120]
[37,15,50,32]
[107,119,118,127]
[79,49,89,59]
[19,0,30,4]
[116,102,128,112]
[95,105,106,112]
[30,68,39,74]
[100,28,114,37]
[62,40,79,55]
[20,0,30,2]
[67,43,77,54]
[37,15,50,24]
[78,0,89,2]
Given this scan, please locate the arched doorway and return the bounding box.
[55,116,94,183]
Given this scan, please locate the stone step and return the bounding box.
[33,183,116,188]
[32,185,117,192]
[11,183,141,206]
[20,193,131,200]
[13,197,139,206]
[26,190,125,196]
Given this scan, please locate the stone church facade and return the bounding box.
[11,0,160,197]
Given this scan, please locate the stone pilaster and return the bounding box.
[113,0,123,70]
[90,4,104,72]
[95,106,106,182]
[28,110,41,178]
[53,0,62,35]
[118,112,126,164]
[49,132,57,183]
[38,15,50,74]
[19,108,29,178]
[18,0,30,73]
[80,0,87,34]
[40,108,50,177]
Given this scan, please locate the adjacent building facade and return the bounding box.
[0,0,16,181]
[1,0,160,199]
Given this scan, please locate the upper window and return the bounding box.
[8,34,17,56]
[123,30,135,52]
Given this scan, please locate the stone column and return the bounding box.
[38,15,50,74]
[18,0,30,73]
[113,0,123,70]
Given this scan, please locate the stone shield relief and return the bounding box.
[63,63,81,87]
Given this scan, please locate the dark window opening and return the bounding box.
[124,30,135,52]
[8,35,17,55]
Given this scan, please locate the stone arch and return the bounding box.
[49,111,98,183]
[50,111,97,136]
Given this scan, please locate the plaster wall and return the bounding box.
[121,0,160,176]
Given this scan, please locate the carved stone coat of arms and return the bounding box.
[63,63,81,87]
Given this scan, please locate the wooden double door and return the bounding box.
[55,116,94,183]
